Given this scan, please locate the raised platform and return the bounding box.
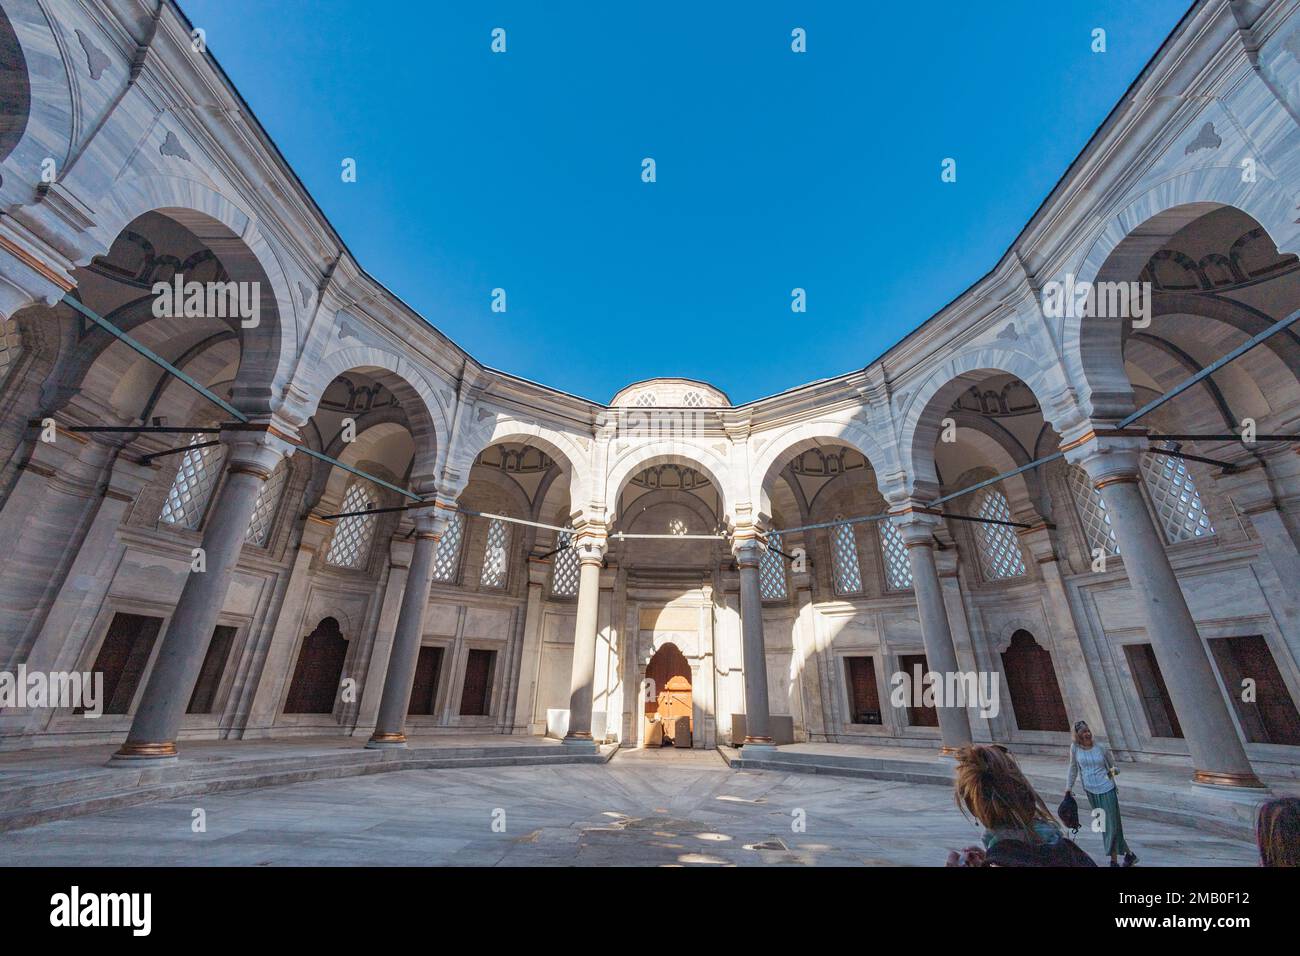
[723,741,1298,842]
[0,735,616,833]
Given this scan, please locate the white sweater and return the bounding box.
[1067,742,1116,794]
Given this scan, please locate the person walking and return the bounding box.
[1067,720,1137,867]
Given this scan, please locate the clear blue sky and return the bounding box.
[179,0,1194,404]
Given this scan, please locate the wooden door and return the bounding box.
[1000,630,1069,731]
[459,649,494,716]
[408,646,444,716]
[899,653,939,727]
[1210,635,1300,745]
[284,617,349,714]
[89,613,163,714]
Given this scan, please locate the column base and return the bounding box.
[1192,769,1268,791]
[562,733,598,753]
[365,732,407,750]
[107,741,179,766]
[741,736,777,758]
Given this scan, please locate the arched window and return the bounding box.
[325,480,379,569]
[831,520,863,595]
[971,488,1027,580]
[551,531,580,597]
[878,519,913,591]
[1067,465,1119,557]
[479,516,510,589]
[1000,630,1069,731]
[245,457,289,546]
[1141,443,1215,543]
[759,532,788,600]
[432,511,466,583]
[158,433,227,530]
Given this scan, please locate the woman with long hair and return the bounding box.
[1068,720,1137,867]
[948,744,1092,866]
[1256,797,1300,867]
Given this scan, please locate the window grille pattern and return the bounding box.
[878,519,913,591]
[551,531,580,597]
[759,532,788,600]
[1067,465,1119,557]
[245,458,288,546]
[480,517,510,589]
[634,392,657,407]
[682,391,704,407]
[324,481,378,569]
[1141,445,1214,543]
[831,521,863,595]
[972,489,1027,580]
[432,512,465,583]
[159,434,227,530]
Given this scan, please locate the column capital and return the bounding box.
[219,420,299,478]
[888,499,943,545]
[1060,424,1149,484]
[729,521,768,566]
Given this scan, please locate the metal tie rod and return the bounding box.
[609,532,728,541]
[922,307,1300,511]
[62,294,249,422]
[767,512,893,536]
[1118,307,1300,428]
[59,294,428,503]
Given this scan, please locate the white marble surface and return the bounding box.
[0,748,1259,867]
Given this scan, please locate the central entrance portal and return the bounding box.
[644,642,692,747]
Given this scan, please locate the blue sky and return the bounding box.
[180,0,1194,404]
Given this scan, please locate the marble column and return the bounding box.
[563,528,608,750]
[1069,431,1262,788]
[894,511,973,754]
[112,423,295,763]
[510,558,550,734]
[733,534,775,754]
[367,511,446,748]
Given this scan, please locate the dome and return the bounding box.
[609,378,731,409]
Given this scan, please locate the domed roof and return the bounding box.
[609,378,731,408]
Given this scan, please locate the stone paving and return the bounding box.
[0,747,1259,866]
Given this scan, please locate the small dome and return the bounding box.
[609,378,731,408]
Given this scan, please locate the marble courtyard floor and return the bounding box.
[0,747,1259,867]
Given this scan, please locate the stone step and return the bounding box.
[0,744,616,833]
[725,748,1265,840]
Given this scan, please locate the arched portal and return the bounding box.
[644,642,692,747]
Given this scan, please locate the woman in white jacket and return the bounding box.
[1067,720,1138,867]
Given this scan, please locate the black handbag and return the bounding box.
[1058,791,1081,832]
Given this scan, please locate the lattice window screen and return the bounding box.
[432,512,465,583]
[759,532,788,600]
[682,391,704,408]
[1067,465,1120,557]
[551,531,580,597]
[324,481,378,569]
[245,458,289,546]
[480,517,510,589]
[159,434,227,530]
[878,519,913,591]
[972,489,1027,580]
[831,521,863,595]
[1141,445,1215,543]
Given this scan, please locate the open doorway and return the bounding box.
[644,642,693,748]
